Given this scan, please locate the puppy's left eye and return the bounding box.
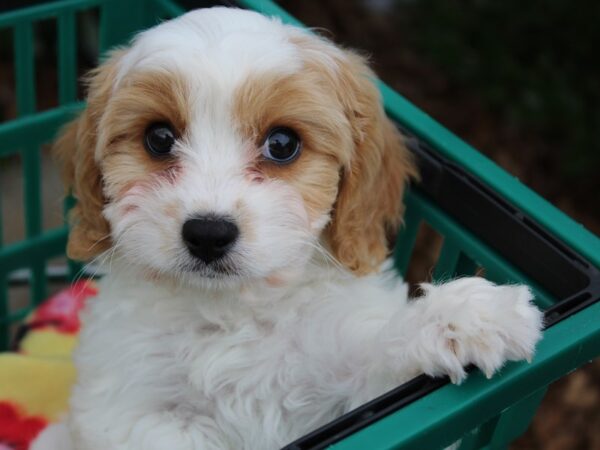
[144,123,176,157]
[262,127,302,164]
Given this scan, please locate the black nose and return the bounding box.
[182,217,239,263]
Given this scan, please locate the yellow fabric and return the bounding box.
[0,352,74,421]
[0,280,96,442]
[20,329,78,359]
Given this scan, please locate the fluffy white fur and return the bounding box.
[35,263,541,450]
[33,7,543,450]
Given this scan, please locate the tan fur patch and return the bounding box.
[233,69,352,223]
[324,49,418,275]
[54,53,190,260]
[99,70,189,199]
[234,35,418,275]
[53,51,124,260]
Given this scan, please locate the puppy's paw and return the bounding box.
[418,278,544,384]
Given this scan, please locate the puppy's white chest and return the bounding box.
[135,309,345,448]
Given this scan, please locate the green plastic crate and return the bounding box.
[0,1,599,449]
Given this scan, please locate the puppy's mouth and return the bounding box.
[180,258,240,279]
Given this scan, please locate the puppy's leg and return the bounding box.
[380,277,544,384]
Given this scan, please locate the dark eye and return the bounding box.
[262,127,302,164]
[144,123,176,157]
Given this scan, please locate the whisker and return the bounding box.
[69,233,113,286]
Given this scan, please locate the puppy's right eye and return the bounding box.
[144,123,176,157]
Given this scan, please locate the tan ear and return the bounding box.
[54,52,122,261]
[326,51,418,275]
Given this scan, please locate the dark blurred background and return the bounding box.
[1,0,599,448]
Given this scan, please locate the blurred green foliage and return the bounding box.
[403,0,599,178]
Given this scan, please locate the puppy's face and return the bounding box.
[56,8,416,288]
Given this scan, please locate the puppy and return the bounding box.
[37,7,543,450]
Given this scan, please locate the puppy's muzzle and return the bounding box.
[182,216,239,263]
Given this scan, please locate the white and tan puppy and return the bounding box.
[34,7,543,450]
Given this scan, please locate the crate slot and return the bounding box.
[392,196,421,276]
[75,7,100,99]
[432,239,461,282]
[34,17,59,113]
[40,144,65,233]
[0,153,25,245]
[58,10,77,104]
[14,21,36,116]
[0,27,16,122]
[402,220,443,291]
[22,146,42,236]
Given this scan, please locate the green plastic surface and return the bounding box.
[0,1,598,449]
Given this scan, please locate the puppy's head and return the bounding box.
[56,7,416,287]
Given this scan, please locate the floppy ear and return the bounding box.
[54,52,122,261]
[326,51,418,275]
